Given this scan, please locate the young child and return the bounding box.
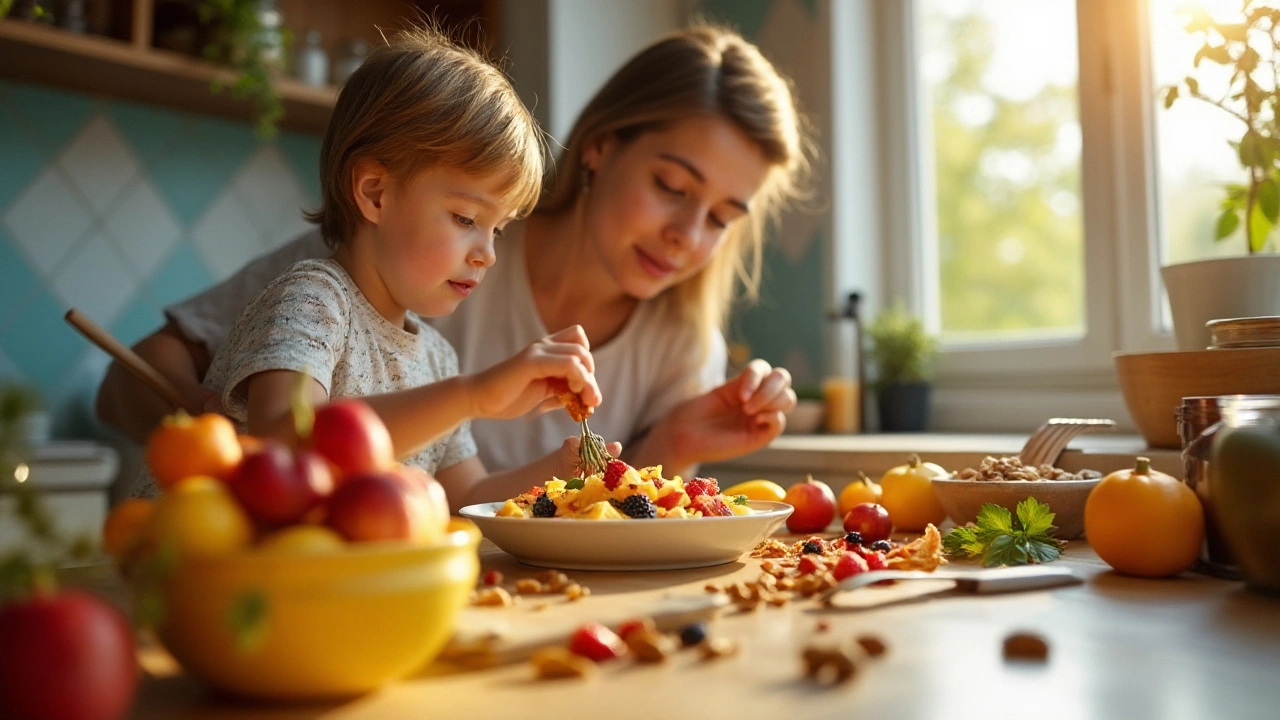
[190,26,604,511]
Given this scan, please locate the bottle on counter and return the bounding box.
[823,292,864,434]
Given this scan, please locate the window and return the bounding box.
[859,0,1233,431]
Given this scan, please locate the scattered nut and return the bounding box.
[698,637,739,660]
[802,645,859,685]
[515,578,544,595]
[473,587,514,607]
[539,570,570,592]
[704,583,721,593]
[855,634,887,658]
[623,626,673,663]
[814,621,830,633]
[1003,631,1049,662]
[564,583,590,601]
[531,647,595,679]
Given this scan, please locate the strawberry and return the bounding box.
[684,477,720,498]
[832,552,868,581]
[568,623,627,662]
[602,460,629,490]
[690,495,733,517]
[798,555,825,575]
[864,550,888,571]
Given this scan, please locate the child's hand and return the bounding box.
[558,437,623,479]
[465,326,602,420]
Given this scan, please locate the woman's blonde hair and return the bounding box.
[538,23,813,349]
[307,25,545,247]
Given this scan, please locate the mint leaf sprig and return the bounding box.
[942,498,1064,567]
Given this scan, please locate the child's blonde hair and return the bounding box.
[538,24,813,351]
[307,25,545,248]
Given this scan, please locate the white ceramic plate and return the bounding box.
[458,501,794,571]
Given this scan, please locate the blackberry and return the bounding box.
[532,495,557,518]
[869,540,892,553]
[801,540,823,554]
[844,531,863,546]
[613,494,656,519]
[679,622,707,647]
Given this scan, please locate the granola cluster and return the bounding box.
[953,455,1102,482]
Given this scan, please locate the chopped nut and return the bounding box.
[623,626,672,663]
[515,578,545,594]
[538,570,571,592]
[704,583,721,593]
[564,583,590,601]
[802,645,859,685]
[855,634,887,658]
[765,592,792,607]
[814,621,830,633]
[756,573,778,590]
[473,587,514,607]
[531,647,595,679]
[777,577,796,591]
[1003,632,1049,662]
[698,637,739,660]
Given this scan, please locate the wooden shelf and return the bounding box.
[0,18,337,135]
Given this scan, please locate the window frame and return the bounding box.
[859,0,1174,432]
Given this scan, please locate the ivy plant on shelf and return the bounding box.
[198,0,291,138]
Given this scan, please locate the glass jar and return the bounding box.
[1208,395,1280,595]
[1178,396,1236,578]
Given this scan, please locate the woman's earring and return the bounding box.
[580,165,594,195]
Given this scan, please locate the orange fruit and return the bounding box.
[837,472,883,519]
[1084,457,1203,577]
[144,477,252,558]
[102,498,155,560]
[146,412,243,489]
[878,455,948,531]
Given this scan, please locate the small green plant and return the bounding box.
[1163,1,1280,254]
[198,0,291,138]
[864,303,937,391]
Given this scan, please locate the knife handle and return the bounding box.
[955,565,1082,593]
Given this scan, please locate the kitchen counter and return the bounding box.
[120,534,1279,720]
[702,433,1184,490]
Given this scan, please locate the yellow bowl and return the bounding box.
[153,519,480,700]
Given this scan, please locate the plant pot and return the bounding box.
[1162,255,1280,350]
[877,383,931,433]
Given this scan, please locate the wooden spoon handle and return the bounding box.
[64,308,190,412]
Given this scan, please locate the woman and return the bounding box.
[97,24,811,486]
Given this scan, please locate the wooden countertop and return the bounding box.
[122,534,1280,720]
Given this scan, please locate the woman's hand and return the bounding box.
[465,325,603,420]
[652,359,796,469]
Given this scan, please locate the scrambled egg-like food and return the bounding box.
[497,462,753,520]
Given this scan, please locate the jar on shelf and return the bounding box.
[294,29,329,87]
[1207,394,1280,595]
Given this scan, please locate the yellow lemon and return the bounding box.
[145,476,253,558]
[258,525,347,555]
[721,479,787,502]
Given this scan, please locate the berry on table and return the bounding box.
[679,622,708,647]
[532,495,557,518]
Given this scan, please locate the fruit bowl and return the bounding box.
[149,519,480,699]
[930,476,1101,540]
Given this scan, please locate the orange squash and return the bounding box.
[1084,457,1204,577]
[838,471,883,519]
[878,455,948,531]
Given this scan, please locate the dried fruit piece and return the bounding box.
[531,647,595,679]
[1003,631,1049,662]
[856,634,888,658]
[481,570,503,586]
[802,645,859,684]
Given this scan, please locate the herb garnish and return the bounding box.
[942,498,1064,567]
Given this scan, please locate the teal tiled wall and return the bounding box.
[0,80,321,438]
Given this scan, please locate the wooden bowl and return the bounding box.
[1113,347,1280,449]
[931,476,1100,540]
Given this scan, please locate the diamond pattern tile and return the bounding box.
[192,189,264,280]
[51,232,137,328]
[0,228,39,330]
[6,81,96,160]
[276,131,323,205]
[57,116,141,216]
[232,145,308,239]
[0,287,85,393]
[111,292,163,347]
[3,165,93,277]
[0,96,46,210]
[105,181,182,280]
[147,243,213,308]
[108,101,185,173]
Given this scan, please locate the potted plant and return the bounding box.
[865,303,938,433]
[1161,1,1280,350]
[198,0,290,138]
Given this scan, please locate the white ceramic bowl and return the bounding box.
[458,501,793,571]
[930,476,1101,540]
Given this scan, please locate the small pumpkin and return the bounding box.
[878,454,948,531]
[838,471,883,519]
[1084,457,1204,577]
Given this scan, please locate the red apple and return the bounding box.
[0,591,137,720]
[783,475,837,533]
[389,464,451,544]
[843,502,893,543]
[309,399,394,478]
[228,441,333,525]
[326,473,416,542]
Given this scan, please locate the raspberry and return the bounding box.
[612,494,656,519]
[602,459,629,490]
[690,495,732,517]
[684,477,720,498]
[532,495,557,518]
[832,551,869,581]
[864,551,888,571]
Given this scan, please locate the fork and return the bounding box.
[1018,417,1115,468]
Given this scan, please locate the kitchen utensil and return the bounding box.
[819,564,1082,605]
[1019,417,1115,468]
[63,308,190,412]
[442,592,730,667]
